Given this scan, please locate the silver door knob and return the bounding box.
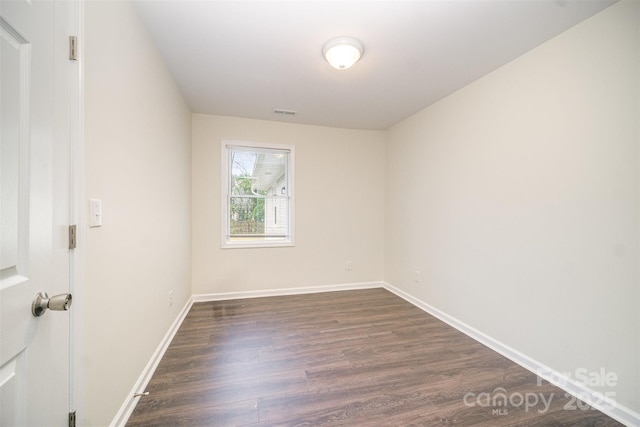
[32,291,72,317]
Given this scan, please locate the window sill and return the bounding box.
[221,239,295,249]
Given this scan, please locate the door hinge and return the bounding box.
[69,36,78,61]
[68,225,77,249]
[68,411,76,427]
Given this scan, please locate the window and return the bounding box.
[221,141,294,248]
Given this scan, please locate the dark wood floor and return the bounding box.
[127,288,621,426]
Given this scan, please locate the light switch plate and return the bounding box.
[89,199,102,227]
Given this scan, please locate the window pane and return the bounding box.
[229,196,265,237]
[231,149,286,197]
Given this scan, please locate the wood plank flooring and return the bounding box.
[126,288,622,426]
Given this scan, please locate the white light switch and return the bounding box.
[89,199,102,227]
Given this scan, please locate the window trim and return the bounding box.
[220,140,295,249]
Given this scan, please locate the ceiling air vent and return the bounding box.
[273,109,296,116]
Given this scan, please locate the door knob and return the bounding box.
[32,291,72,317]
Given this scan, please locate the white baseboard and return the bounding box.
[110,296,194,427]
[192,281,384,302]
[382,282,640,427]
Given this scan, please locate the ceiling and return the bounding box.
[133,0,616,130]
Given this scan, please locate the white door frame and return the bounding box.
[67,0,85,420]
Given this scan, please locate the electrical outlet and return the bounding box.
[168,290,173,307]
[414,271,421,283]
[346,261,353,271]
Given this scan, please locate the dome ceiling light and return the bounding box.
[322,37,364,70]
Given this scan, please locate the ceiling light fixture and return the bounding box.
[322,37,364,70]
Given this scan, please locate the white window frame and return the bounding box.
[221,140,295,249]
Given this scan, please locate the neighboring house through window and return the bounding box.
[221,140,294,248]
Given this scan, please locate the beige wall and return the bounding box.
[83,1,192,425]
[385,0,639,413]
[192,114,385,295]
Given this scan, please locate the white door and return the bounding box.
[1,0,72,425]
